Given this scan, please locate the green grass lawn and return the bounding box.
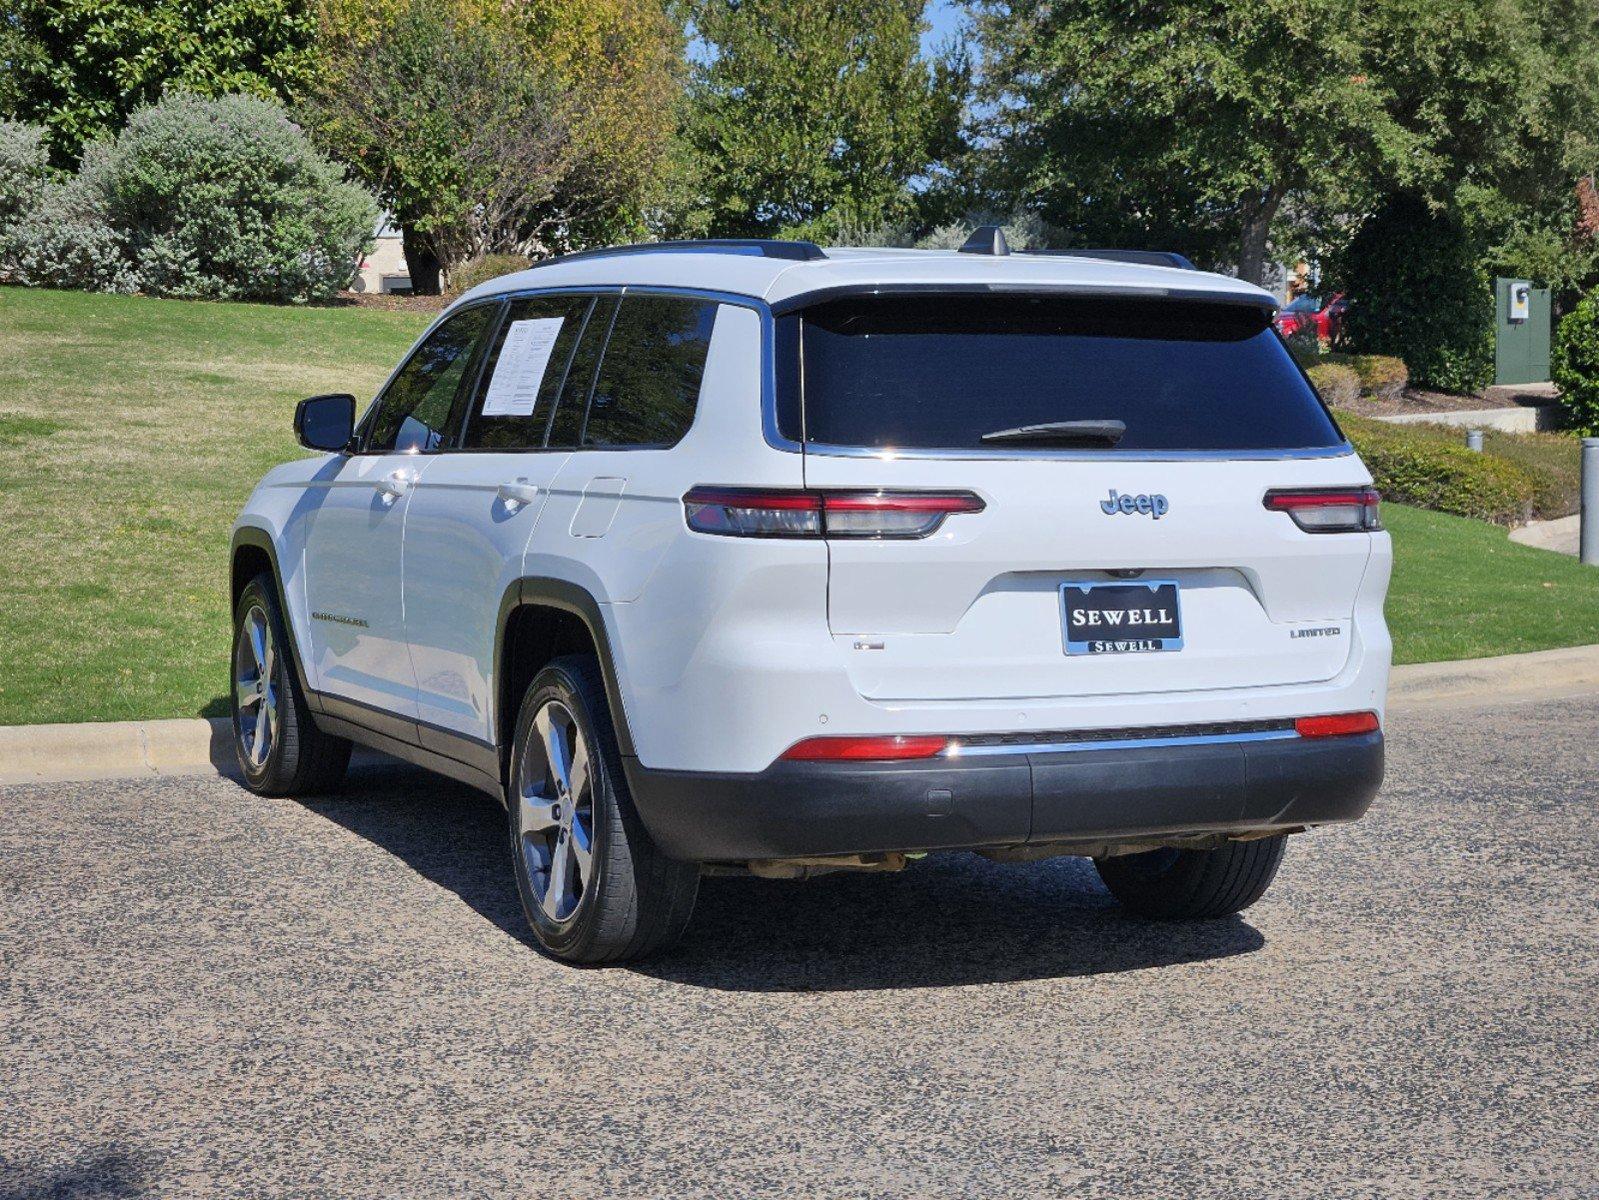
[1383,503,1599,663]
[0,287,1595,725]
[0,287,429,726]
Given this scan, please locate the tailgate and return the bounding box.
[809,455,1374,702]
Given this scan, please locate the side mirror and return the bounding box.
[295,393,356,452]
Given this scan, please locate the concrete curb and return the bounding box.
[1377,405,1559,434]
[1385,642,1599,707]
[4,643,1599,786]
[0,716,394,787]
[0,717,235,786]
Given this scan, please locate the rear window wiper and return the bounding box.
[979,419,1126,447]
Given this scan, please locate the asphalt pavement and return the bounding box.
[3,691,1597,1198]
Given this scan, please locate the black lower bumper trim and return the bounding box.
[623,732,1383,861]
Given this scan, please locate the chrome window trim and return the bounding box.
[945,728,1301,758]
[425,280,1356,463]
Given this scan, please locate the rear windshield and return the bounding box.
[775,295,1344,453]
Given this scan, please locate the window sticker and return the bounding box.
[480,318,567,418]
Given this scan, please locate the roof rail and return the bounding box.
[1020,248,1197,271]
[533,238,827,268]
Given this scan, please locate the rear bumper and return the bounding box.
[624,730,1383,861]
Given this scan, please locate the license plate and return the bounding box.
[1061,580,1183,655]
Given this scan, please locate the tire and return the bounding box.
[507,655,699,964]
[1094,835,1288,920]
[231,573,351,797]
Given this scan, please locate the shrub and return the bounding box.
[446,254,533,298]
[0,120,48,228]
[1341,414,1543,525]
[1482,429,1583,517]
[1348,354,1408,401]
[1337,194,1494,394]
[1306,362,1361,407]
[85,93,377,303]
[1552,289,1599,435]
[2,171,138,293]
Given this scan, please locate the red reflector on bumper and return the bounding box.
[780,735,951,762]
[1294,711,1380,738]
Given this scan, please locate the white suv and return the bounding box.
[230,230,1390,963]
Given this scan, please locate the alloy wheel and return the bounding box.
[234,604,279,769]
[517,700,596,923]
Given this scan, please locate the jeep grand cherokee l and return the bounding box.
[229,229,1389,964]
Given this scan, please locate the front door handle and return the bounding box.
[497,480,540,511]
[376,470,413,502]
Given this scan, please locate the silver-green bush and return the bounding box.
[0,122,137,293]
[0,121,48,229]
[4,171,139,294]
[88,94,377,302]
[2,95,377,303]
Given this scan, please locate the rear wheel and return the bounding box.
[1094,835,1287,919]
[231,574,350,796]
[508,655,698,964]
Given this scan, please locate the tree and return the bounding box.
[0,0,317,165]
[674,0,964,240]
[305,0,682,291]
[1338,194,1496,392]
[970,0,1426,282]
[970,0,1599,290]
[304,4,572,294]
[1328,0,1599,384]
[1459,0,1599,302]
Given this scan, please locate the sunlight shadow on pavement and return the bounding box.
[301,762,1266,993]
[0,1146,154,1200]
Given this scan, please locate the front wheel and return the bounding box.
[508,655,698,964]
[231,574,350,796]
[1094,836,1288,919]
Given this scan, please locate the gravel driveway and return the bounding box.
[3,692,1596,1198]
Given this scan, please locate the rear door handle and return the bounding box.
[497,480,540,510]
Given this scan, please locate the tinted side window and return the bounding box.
[365,305,494,453]
[580,296,718,448]
[461,294,593,450]
[547,295,619,449]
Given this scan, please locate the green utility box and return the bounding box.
[1494,277,1551,386]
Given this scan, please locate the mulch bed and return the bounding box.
[333,291,450,314]
[1335,387,1515,419]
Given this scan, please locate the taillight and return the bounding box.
[681,488,822,537]
[780,735,951,761]
[683,487,984,539]
[1295,711,1380,738]
[1264,487,1382,532]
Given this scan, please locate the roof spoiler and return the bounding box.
[957,225,1196,271]
[1021,248,1197,271]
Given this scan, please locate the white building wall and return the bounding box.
[353,232,410,293]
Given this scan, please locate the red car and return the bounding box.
[1275,293,1347,342]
